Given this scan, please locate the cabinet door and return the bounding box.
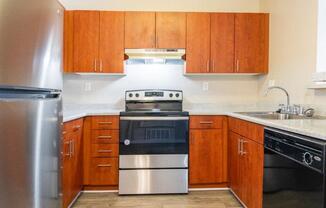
[62,132,73,208]
[156,12,186,49]
[235,13,269,73]
[241,138,264,208]
[99,11,125,73]
[210,13,235,73]
[125,12,156,48]
[190,129,227,185]
[186,13,211,73]
[73,11,100,72]
[228,132,241,198]
[64,11,74,73]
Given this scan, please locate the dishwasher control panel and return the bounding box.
[265,128,325,173]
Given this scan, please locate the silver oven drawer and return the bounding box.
[119,169,188,195]
[119,154,188,169]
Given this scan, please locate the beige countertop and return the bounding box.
[63,104,326,141]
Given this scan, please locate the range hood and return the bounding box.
[125,49,186,60]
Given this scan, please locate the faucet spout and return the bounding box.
[265,86,290,106]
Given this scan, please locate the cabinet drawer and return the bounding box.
[89,158,118,185]
[63,118,83,134]
[228,117,264,144]
[91,144,119,157]
[91,116,119,130]
[91,130,119,144]
[190,116,223,129]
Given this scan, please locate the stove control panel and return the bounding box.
[126,90,183,102]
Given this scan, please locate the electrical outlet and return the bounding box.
[84,82,92,92]
[268,80,275,87]
[202,82,209,91]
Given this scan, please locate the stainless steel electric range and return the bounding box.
[119,89,189,195]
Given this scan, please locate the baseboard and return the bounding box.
[68,191,82,208]
[189,187,230,191]
[83,190,118,193]
[229,189,247,208]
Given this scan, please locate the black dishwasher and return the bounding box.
[264,128,326,208]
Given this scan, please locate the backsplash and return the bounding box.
[63,64,260,109]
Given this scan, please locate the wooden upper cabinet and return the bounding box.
[125,12,156,48]
[64,11,74,73]
[235,13,269,73]
[156,12,186,49]
[99,11,125,73]
[210,13,235,73]
[186,13,211,73]
[73,11,100,72]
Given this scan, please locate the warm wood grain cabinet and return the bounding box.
[186,12,269,74]
[62,118,83,208]
[228,117,264,208]
[189,116,228,187]
[125,12,186,49]
[235,13,269,73]
[125,12,156,49]
[83,116,119,188]
[64,11,125,73]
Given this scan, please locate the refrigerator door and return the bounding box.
[0,93,62,208]
[0,0,63,90]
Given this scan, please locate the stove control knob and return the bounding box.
[124,139,130,146]
[135,93,140,97]
[303,152,313,165]
[176,93,180,98]
[169,93,173,98]
[128,93,133,98]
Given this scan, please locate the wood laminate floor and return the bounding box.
[73,190,242,208]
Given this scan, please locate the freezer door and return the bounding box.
[0,96,62,208]
[0,0,63,90]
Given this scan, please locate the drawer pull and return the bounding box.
[73,125,81,131]
[98,122,113,125]
[97,164,112,167]
[97,150,113,153]
[199,121,213,124]
[62,131,67,135]
[97,136,112,139]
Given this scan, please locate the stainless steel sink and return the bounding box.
[236,112,324,120]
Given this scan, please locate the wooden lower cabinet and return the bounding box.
[189,116,228,187]
[228,118,264,208]
[62,118,84,208]
[83,116,119,187]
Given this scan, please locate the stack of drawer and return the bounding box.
[84,116,119,186]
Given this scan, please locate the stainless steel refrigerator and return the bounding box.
[0,0,64,207]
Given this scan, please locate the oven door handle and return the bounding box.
[120,117,189,121]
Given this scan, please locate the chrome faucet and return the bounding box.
[264,86,290,107]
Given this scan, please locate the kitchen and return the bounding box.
[1,0,326,207]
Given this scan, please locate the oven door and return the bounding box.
[119,116,189,155]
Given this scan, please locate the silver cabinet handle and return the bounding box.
[94,59,97,72]
[97,136,112,139]
[97,164,112,167]
[206,60,210,73]
[98,122,113,125]
[97,150,113,153]
[64,141,70,156]
[199,121,213,124]
[73,125,81,132]
[238,139,241,155]
[236,60,240,72]
[100,60,103,72]
[69,140,73,158]
[241,139,248,155]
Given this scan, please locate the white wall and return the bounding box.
[257,0,326,112]
[63,64,260,108]
[60,0,260,12]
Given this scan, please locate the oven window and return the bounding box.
[263,149,324,208]
[120,120,189,155]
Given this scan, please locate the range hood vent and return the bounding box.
[125,49,186,60]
